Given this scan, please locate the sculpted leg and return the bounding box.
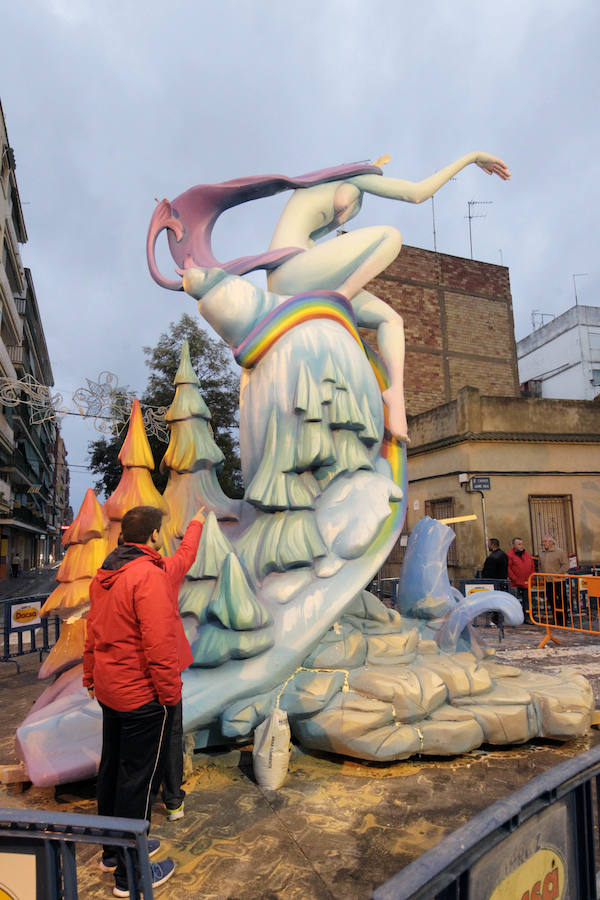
[267,225,402,296]
[351,290,407,441]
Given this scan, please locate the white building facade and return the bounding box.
[517,305,600,401]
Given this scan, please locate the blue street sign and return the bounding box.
[471,476,490,490]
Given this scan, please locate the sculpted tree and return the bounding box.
[39,489,108,679]
[103,398,168,550]
[160,342,272,665]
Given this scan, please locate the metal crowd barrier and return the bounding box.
[0,807,154,899]
[0,594,57,672]
[528,573,600,648]
[372,741,600,899]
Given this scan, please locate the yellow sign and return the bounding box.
[10,600,41,628]
[489,847,564,900]
[580,576,600,595]
[13,607,38,624]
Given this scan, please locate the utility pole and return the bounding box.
[431,196,437,252]
[465,200,492,259]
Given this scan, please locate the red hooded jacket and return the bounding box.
[83,520,202,711]
[507,547,535,589]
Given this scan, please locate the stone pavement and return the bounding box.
[1,586,600,898]
[0,563,61,601]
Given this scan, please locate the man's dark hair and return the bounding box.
[512,536,523,544]
[488,538,500,549]
[121,506,164,544]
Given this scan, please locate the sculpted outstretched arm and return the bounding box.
[351,152,510,204]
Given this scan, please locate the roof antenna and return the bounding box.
[465,200,492,259]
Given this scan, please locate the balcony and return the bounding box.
[0,448,39,482]
[12,503,46,529]
[0,269,23,343]
[7,344,23,368]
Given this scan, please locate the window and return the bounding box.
[589,331,600,361]
[425,497,458,565]
[528,495,576,559]
[2,237,22,295]
[592,369,600,388]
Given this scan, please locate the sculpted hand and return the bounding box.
[475,153,511,181]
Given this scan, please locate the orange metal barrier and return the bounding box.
[528,573,600,648]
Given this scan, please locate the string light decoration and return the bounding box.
[0,373,64,425]
[0,372,170,442]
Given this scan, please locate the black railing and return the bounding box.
[0,807,154,899]
[372,742,600,899]
[0,594,57,672]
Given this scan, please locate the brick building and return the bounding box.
[368,245,600,582]
[366,244,520,416]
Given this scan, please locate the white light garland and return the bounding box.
[0,373,170,442]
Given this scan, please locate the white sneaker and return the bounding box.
[166,801,184,822]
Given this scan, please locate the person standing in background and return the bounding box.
[481,539,508,580]
[507,537,535,622]
[539,535,569,626]
[538,535,569,576]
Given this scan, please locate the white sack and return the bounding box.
[252,708,291,790]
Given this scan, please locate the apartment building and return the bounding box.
[0,99,69,576]
[517,304,600,401]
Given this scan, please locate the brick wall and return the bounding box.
[367,244,520,415]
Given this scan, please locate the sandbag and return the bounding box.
[252,708,291,790]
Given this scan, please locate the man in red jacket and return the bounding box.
[507,536,536,621]
[83,504,204,897]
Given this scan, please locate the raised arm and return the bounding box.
[351,152,510,205]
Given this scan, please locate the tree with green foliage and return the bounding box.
[88,314,243,498]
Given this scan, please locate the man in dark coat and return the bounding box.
[481,538,508,580]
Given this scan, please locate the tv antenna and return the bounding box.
[531,310,555,331]
[465,200,492,259]
[572,273,588,306]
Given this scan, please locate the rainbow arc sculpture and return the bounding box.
[16,154,594,785]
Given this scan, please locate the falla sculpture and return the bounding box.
[15,153,594,785]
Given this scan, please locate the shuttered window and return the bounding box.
[528,495,576,560]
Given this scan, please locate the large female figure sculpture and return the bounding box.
[147,151,510,446]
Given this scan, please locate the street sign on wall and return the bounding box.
[471,476,491,490]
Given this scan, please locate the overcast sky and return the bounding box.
[1,0,598,513]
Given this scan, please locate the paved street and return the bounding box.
[1,572,600,899]
[0,563,61,602]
